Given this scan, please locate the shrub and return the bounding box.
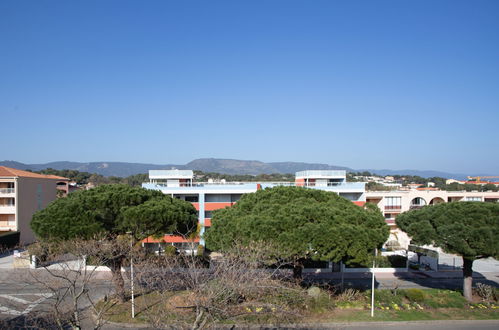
[371,289,404,305]
[164,245,177,256]
[347,255,407,268]
[405,288,425,302]
[409,263,420,270]
[475,283,494,302]
[387,255,407,268]
[335,288,362,303]
[196,244,205,256]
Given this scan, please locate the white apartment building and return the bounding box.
[143,169,366,248]
[0,166,68,245]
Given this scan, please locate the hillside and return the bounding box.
[0,158,474,180]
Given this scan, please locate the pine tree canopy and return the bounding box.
[396,202,499,260]
[204,186,389,265]
[31,184,198,241]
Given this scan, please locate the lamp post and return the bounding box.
[126,232,135,319]
[371,248,377,317]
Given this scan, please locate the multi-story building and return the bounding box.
[142,169,366,251]
[366,189,499,248]
[0,166,69,245]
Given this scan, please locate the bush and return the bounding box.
[196,244,204,256]
[475,283,494,301]
[371,289,404,305]
[405,288,425,302]
[164,245,177,256]
[346,255,407,268]
[387,255,407,268]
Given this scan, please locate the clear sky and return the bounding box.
[1,0,498,174]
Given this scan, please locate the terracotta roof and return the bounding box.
[143,235,200,243]
[0,166,68,180]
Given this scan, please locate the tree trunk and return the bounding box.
[293,261,303,280]
[462,257,474,302]
[108,257,126,302]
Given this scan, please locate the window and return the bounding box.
[231,194,242,202]
[184,195,199,202]
[465,197,482,202]
[205,194,232,203]
[204,211,213,218]
[385,197,401,209]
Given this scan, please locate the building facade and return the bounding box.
[366,189,499,248]
[142,169,366,250]
[0,166,68,245]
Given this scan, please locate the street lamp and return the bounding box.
[371,248,377,317]
[126,231,135,319]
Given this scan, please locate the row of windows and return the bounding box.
[174,194,242,203]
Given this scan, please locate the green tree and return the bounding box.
[396,202,499,301]
[31,184,197,301]
[204,186,389,278]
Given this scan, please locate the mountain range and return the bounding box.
[0,158,473,180]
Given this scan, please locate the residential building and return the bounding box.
[366,188,499,248]
[143,168,499,252]
[142,169,366,251]
[0,166,69,245]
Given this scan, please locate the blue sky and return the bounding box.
[1,0,498,174]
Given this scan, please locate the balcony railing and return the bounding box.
[0,205,16,213]
[0,188,15,194]
[385,205,402,210]
[295,170,346,178]
[145,181,353,188]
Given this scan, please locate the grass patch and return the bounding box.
[317,308,499,323]
[98,288,499,326]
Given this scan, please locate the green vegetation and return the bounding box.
[31,184,198,301]
[205,186,389,278]
[99,287,499,326]
[396,202,499,301]
[194,170,295,182]
[33,168,149,186]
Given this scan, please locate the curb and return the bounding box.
[100,318,499,329]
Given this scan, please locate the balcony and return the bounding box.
[0,205,15,214]
[0,188,15,195]
[143,181,365,194]
[295,170,346,178]
[0,220,16,231]
[385,205,402,211]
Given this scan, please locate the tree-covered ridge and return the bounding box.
[193,171,295,182]
[205,186,389,277]
[33,168,148,186]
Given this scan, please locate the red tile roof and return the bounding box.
[0,166,68,180]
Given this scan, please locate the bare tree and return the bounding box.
[132,241,307,329]
[25,239,119,329]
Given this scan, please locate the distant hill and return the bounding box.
[0,158,476,180]
[0,161,178,177]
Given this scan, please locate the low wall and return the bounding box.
[342,266,408,273]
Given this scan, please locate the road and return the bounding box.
[0,268,114,328]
